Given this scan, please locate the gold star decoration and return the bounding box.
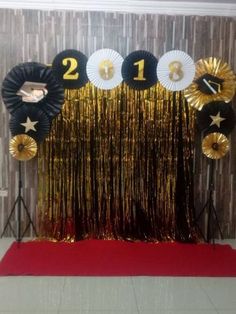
[210,111,226,128]
[20,117,38,132]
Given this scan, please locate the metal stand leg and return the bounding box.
[194,159,223,243]
[0,161,37,242]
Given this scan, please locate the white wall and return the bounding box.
[0,0,235,16]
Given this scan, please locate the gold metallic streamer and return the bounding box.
[37,82,197,242]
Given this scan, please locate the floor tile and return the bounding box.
[58,310,138,314]
[217,311,236,314]
[198,278,236,310]
[59,277,137,311]
[0,309,58,314]
[0,277,64,312]
[131,277,215,311]
[0,238,14,260]
[140,311,218,314]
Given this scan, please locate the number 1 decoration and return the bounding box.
[121,50,158,90]
[52,49,88,89]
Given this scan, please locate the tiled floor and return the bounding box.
[0,238,236,314]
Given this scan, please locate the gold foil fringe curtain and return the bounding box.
[37,82,197,242]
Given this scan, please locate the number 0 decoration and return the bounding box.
[156,50,195,91]
[86,49,124,90]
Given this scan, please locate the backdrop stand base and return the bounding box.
[194,159,223,243]
[0,161,37,242]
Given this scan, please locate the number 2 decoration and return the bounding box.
[62,58,79,80]
[52,49,88,89]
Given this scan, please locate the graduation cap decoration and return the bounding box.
[1,62,64,120]
[185,57,236,110]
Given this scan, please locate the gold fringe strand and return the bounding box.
[37,82,196,242]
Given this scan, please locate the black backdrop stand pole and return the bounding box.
[0,161,37,242]
[194,159,223,243]
[17,159,22,241]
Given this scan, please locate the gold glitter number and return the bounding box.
[99,60,114,80]
[168,61,184,82]
[62,58,79,80]
[133,59,146,81]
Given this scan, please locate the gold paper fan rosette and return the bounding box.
[185,57,236,110]
[9,134,37,161]
[202,132,229,159]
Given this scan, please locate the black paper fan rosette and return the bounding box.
[1,62,64,119]
[196,101,236,135]
[52,49,88,89]
[9,105,51,142]
[121,50,158,90]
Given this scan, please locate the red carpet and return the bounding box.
[0,240,236,276]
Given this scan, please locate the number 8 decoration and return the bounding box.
[156,50,195,92]
[52,49,88,89]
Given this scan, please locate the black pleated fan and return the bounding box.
[196,101,236,135]
[121,50,158,90]
[9,105,51,143]
[1,62,64,119]
[52,49,88,89]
